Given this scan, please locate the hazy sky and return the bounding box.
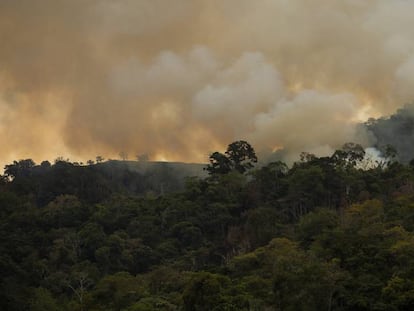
[1,0,414,165]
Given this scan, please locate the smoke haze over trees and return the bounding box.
[365,104,414,163]
[2,1,414,165]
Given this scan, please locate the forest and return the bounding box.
[1,140,414,310]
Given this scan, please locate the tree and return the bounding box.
[182,272,236,311]
[119,151,128,161]
[4,159,35,179]
[206,141,257,175]
[377,144,399,168]
[205,152,232,175]
[331,142,365,168]
[251,161,288,203]
[29,287,61,311]
[225,140,258,173]
[67,272,92,311]
[92,272,145,310]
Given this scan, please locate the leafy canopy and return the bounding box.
[206,140,257,175]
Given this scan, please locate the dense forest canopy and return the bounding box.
[3,3,414,309]
[2,140,414,310]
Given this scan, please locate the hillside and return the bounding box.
[2,159,206,206]
[2,142,414,310]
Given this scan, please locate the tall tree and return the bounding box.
[206,140,257,175]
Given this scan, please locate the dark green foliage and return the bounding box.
[206,140,257,175]
[2,159,205,207]
[2,141,414,310]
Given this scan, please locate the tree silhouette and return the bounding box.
[206,140,257,175]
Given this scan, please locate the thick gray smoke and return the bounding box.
[365,104,414,163]
[2,0,414,166]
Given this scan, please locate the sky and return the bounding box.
[1,0,414,166]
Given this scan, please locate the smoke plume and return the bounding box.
[2,0,414,165]
[365,104,414,163]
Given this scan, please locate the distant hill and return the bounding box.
[96,160,207,195]
[3,159,207,206]
[99,160,206,178]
